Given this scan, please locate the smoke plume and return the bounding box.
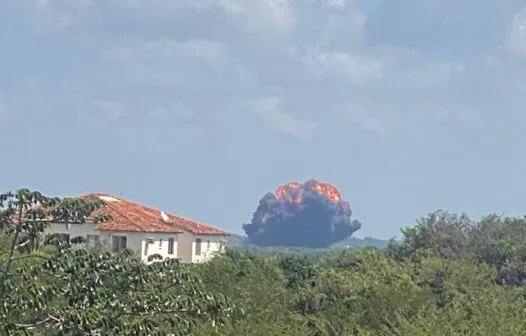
[242,179,361,247]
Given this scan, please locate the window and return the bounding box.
[112,235,127,252]
[86,234,100,248]
[195,238,202,256]
[168,238,175,255]
[144,238,154,256]
[207,240,210,249]
[159,239,163,249]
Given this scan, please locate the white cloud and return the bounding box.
[250,96,317,141]
[103,38,227,88]
[507,7,526,59]
[105,38,222,63]
[103,0,295,34]
[324,0,347,11]
[9,0,101,33]
[109,0,214,13]
[302,48,382,86]
[341,104,386,137]
[219,0,295,34]
[364,46,467,92]
[5,0,524,145]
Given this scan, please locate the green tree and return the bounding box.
[0,189,235,335]
[387,210,472,260]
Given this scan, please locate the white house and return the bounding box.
[44,193,229,263]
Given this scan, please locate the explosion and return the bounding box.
[242,179,361,247]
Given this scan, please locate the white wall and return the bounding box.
[178,232,227,263]
[46,221,100,240]
[176,231,194,263]
[139,233,179,263]
[44,222,179,263]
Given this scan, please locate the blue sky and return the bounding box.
[1,0,526,239]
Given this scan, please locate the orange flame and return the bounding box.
[275,180,344,206]
[276,182,301,198]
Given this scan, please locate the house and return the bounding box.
[43,193,229,263]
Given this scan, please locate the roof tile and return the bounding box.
[79,193,227,235]
[168,214,228,235]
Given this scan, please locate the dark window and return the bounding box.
[168,238,175,255]
[195,238,202,256]
[112,235,127,252]
[86,234,100,248]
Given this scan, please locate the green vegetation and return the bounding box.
[3,189,526,335]
[227,233,389,254]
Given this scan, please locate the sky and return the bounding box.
[1,0,526,239]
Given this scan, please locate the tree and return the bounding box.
[469,214,526,285]
[386,210,472,260]
[0,189,235,335]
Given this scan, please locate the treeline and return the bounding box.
[228,234,389,255]
[2,190,526,335]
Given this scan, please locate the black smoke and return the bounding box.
[242,180,361,248]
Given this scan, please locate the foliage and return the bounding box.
[0,189,235,335]
[227,233,389,253]
[3,189,526,335]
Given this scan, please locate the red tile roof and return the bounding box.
[168,213,228,235]
[79,193,228,235]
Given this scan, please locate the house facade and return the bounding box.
[44,193,228,263]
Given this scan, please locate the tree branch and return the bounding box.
[0,203,24,298]
[14,239,31,250]
[9,254,48,262]
[14,315,61,330]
